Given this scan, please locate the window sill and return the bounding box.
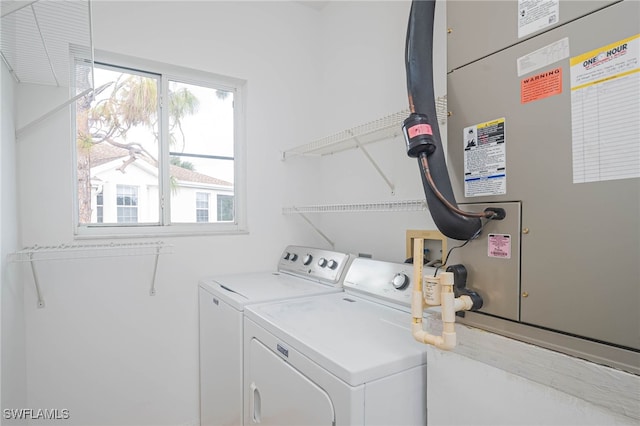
[74,223,249,240]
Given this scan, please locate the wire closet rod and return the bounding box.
[10,241,173,308]
[9,241,172,262]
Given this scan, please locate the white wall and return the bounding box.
[309,0,445,261]
[16,2,323,425]
[1,59,27,420]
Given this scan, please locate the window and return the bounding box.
[117,185,139,223]
[217,194,234,222]
[73,51,246,237]
[196,192,209,223]
[96,189,104,223]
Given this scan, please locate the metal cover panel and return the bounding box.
[446,202,521,321]
[447,1,640,350]
[447,0,617,71]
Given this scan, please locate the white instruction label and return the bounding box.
[517,37,570,77]
[463,118,507,197]
[518,0,559,38]
[570,34,640,183]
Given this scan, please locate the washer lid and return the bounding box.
[245,292,429,387]
[199,272,340,310]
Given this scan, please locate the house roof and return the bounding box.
[89,142,233,187]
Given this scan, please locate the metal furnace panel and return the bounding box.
[446,202,521,321]
[447,0,617,71]
[447,1,639,350]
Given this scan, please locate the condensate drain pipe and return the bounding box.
[411,238,474,350]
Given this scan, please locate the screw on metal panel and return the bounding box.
[447,111,452,117]
[522,228,530,234]
[447,28,453,34]
[522,292,529,298]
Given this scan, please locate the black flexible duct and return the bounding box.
[403,0,482,241]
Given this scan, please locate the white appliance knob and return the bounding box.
[283,252,291,260]
[327,260,338,269]
[290,253,298,261]
[317,258,328,268]
[303,254,313,265]
[392,273,409,290]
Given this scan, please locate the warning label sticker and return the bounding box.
[488,234,512,259]
[463,118,506,197]
[521,66,562,104]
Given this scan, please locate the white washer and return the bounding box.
[199,245,351,426]
[243,257,434,426]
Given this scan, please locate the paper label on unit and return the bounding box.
[521,67,563,104]
[463,118,507,197]
[488,234,512,259]
[570,34,640,183]
[408,124,433,138]
[517,37,570,76]
[518,0,559,38]
[423,277,441,305]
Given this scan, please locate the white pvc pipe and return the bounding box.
[411,237,474,350]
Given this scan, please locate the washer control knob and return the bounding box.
[283,252,291,260]
[327,259,338,270]
[303,254,313,265]
[317,258,328,268]
[289,253,298,262]
[392,273,409,290]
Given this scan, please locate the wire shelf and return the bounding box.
[283,200,428,215]
[9,241,173,263]
[282,98,447,159]
[1,0,93,91]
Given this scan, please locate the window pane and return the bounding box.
[76,64,160,225]
[196,210,209,223]
[195,192,209,223]
[117,185,139,223]
[217,195,234,222]
[168,80,235,223]
[96,191,104,223]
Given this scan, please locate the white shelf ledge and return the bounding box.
[282,97,447,160]
[1,0,94,138]
[283,200,428,215]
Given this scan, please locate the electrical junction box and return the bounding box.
[446,0,639,374]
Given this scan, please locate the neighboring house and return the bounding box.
[88,143,234,224]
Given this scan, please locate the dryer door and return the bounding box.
[247,338,335,425]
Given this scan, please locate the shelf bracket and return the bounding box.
[16,88,93,139]
[293,207,335,248]
[28,253,46,309]
[350,131,395,195]
[149,247,161,296]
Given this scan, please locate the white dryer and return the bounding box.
[243,257,433,426]
[199,245,351,426]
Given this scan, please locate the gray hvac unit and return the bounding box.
[446,0,639,374]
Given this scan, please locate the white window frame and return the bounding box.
[72,50,247,238]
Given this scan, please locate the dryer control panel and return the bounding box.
[278,245,351,285]
[343,257,438,309]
